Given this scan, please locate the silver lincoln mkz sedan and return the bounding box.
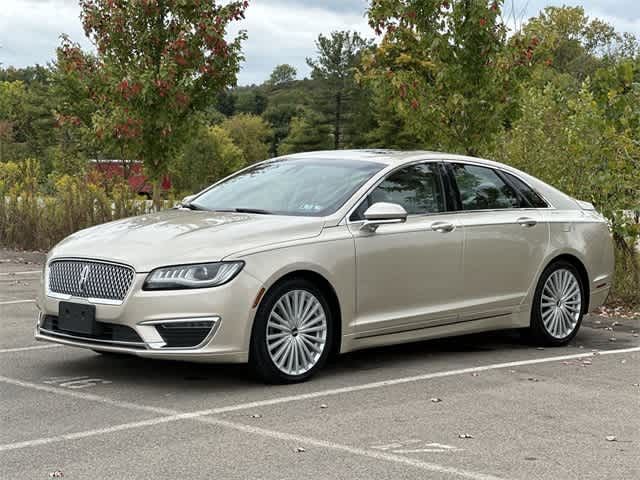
[36,150,614,383]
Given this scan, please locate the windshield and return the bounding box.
[190,158,385,216]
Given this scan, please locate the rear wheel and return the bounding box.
[529,260,585,346]
[249,278,333,384]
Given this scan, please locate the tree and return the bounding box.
[0,81,27,162]
[516,6,624,81]
[172,125,244,192]
[221,113,271,164]
[235,88,268,115]
[59,0,248,202]
[278,110,332,155]
[364,0,520,155]
[268,64,297,86]
[307,31,373,149]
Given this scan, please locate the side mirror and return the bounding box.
[361,202,407,232]
[180,194,196,207]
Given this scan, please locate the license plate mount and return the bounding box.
[58,301,97,335]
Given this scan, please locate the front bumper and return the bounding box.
[35,270,264,363]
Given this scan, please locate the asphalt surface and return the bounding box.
[1,250,639,480]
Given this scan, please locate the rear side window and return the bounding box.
[502,172,548,208]
[450,163,520,210]
[350,163,445,220]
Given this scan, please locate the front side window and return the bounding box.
[191,158,385,217]
[450,163,520,210]
[351,163,445,220]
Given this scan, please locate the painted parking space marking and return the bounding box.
[0,345,60,354]
[0,413,504,480]
[0,299,35,305]
[0,375,175,416]
[0,270,41,276]
[372,439,462,454]
[43,376,113,389]
[0,346,638,458]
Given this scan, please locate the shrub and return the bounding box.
[0,160,172,250]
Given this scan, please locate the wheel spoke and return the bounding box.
[300,324,326,334]
[300,313,325,330]
[268,316,289,330]
[272,339,290,364]
[267,335,289,352]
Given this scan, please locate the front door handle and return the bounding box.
[517,217,537,227]
[431,221,455,233]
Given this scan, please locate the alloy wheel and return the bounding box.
[266,289,328,376]
[540,268,582,339]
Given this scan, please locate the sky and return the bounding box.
[1,0,639,85]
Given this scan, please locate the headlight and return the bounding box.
[143,261,244,290]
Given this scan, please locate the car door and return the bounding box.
[446,162,550,320]
[347,162,464,335]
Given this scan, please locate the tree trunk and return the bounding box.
[152,178,162,211]
[334,92,342,150]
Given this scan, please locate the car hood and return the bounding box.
[50,209,325,272]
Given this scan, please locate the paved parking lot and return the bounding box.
[1,252,639,480]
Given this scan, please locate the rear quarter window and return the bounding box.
[502,172,549,208]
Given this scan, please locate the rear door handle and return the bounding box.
[517,217,537,227]
[431,221,455,233]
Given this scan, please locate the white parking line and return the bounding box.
[0,299,35,305]
[0,346,637,460]
[0,270,41,276]
[0,345,60,354]
[192,346,640,416]
[0,375,175,416]
[197,416,505,480]
[0,410,504,480]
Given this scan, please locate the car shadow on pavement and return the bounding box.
[43,321,635,390]
[45,329,530,390]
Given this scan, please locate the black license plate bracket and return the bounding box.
[58,301,97,335]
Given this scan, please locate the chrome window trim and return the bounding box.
[341,158,555,225]
[45,257,136,306]
[342,158,444,225]
[443,159,554,210]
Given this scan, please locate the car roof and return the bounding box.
[281,149,502,168]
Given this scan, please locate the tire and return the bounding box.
[528,260,586,346]
[249,278,333,384]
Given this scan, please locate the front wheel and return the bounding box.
[529,261,586,346]
[249,278,333,384]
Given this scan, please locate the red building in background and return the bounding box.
[88,160,171,198]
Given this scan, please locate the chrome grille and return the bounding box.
[48,260,135,302]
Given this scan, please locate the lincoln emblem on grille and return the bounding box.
[78,265,91,293]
